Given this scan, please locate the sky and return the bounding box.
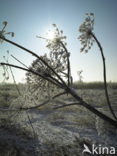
[0,0,117,83]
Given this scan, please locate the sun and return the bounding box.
[46,30,55,40]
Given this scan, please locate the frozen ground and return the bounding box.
[0,89,117,155]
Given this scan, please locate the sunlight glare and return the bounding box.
[46,30,55,40]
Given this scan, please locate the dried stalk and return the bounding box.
[91,32,117,121]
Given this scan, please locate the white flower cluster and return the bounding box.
[78,13,95,53]
[0,21,14,43]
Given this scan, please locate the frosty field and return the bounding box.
[0,83,117,155]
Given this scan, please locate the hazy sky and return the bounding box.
[0,0,117,82]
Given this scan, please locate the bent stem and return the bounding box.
[68,87,117,128]
[91,32,117,121]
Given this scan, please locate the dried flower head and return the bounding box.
[26,54,64,99]
[46,24,67,51]
[78,13,95,53]
[0,21,14,43]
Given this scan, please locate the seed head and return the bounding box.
[78,13,95,53]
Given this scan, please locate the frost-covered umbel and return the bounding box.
[26,53,65,99]
[0,21,14,43]
[78,13,95,53]
[46,24,67,51]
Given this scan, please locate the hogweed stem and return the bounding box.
[91,32,117,121]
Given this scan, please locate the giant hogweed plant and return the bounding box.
[0,13,117,128]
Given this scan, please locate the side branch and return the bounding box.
[54,102,80,109]
[11,54,29,68]
[0,62,63,89]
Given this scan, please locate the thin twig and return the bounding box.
[54,102,81,109]
[0,107,20,111]
[11,54,29,68]
[9,66,21,95]
[52,91,67,99]
[20,99,50,110]
[8,64,25,118]
[26,111,36,138]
